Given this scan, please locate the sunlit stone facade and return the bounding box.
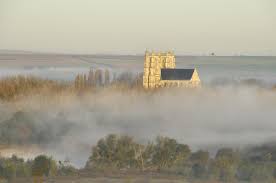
[143,51,200,89]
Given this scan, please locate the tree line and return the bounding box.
[0,155,77,182]
[2,134,276,182]
[86,134,276,182]
[0,71,144,101]
[74,69,143,90]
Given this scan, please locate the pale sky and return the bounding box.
[0,0,275,55]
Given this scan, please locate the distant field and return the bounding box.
[0,53,143,80]
[1,53,276,84]
[0,54,90,68]
[0,53,143,70]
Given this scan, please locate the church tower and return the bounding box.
[143,51,176,89]
[143,51,150,89]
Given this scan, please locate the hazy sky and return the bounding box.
[0,0,275,55]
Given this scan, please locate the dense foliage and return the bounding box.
[86,134,276,182]
[0,155,77,182]
[2,135,276,182]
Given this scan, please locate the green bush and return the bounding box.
[32,155,57,177]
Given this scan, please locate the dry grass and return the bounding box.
[0,76,73,101]
[0,75,147,102]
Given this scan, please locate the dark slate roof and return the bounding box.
[161,69,195,80]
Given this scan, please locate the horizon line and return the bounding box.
[0,49,275,57]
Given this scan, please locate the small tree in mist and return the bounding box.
[32,155,57,183]
[57,160,78,176]
[213,148,240,182]
[32,155,50,177]
[151,136,191,171]
[88,134,142,170]
[190,150,210,179]
[0,155,32,182]
[110,72,143,90]
[104,69,110,85]
[95,69,103,87]
[237,152,275,182]
[75,74,88,90]
[0,160,16,182]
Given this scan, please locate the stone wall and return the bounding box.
[143,51,176,89]
[143,51,201,89]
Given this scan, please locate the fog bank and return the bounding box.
[1,85,276,167]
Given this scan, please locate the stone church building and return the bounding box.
[143,51,201,89]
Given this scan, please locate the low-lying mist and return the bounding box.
[1,81,276,168]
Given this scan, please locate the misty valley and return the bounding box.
[1,68,276,182]
[1,0,276,181]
